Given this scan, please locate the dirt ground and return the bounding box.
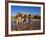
[11,19,41,31]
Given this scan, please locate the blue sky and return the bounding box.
[11,6,41,16]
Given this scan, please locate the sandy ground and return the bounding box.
[11,19,41,31]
